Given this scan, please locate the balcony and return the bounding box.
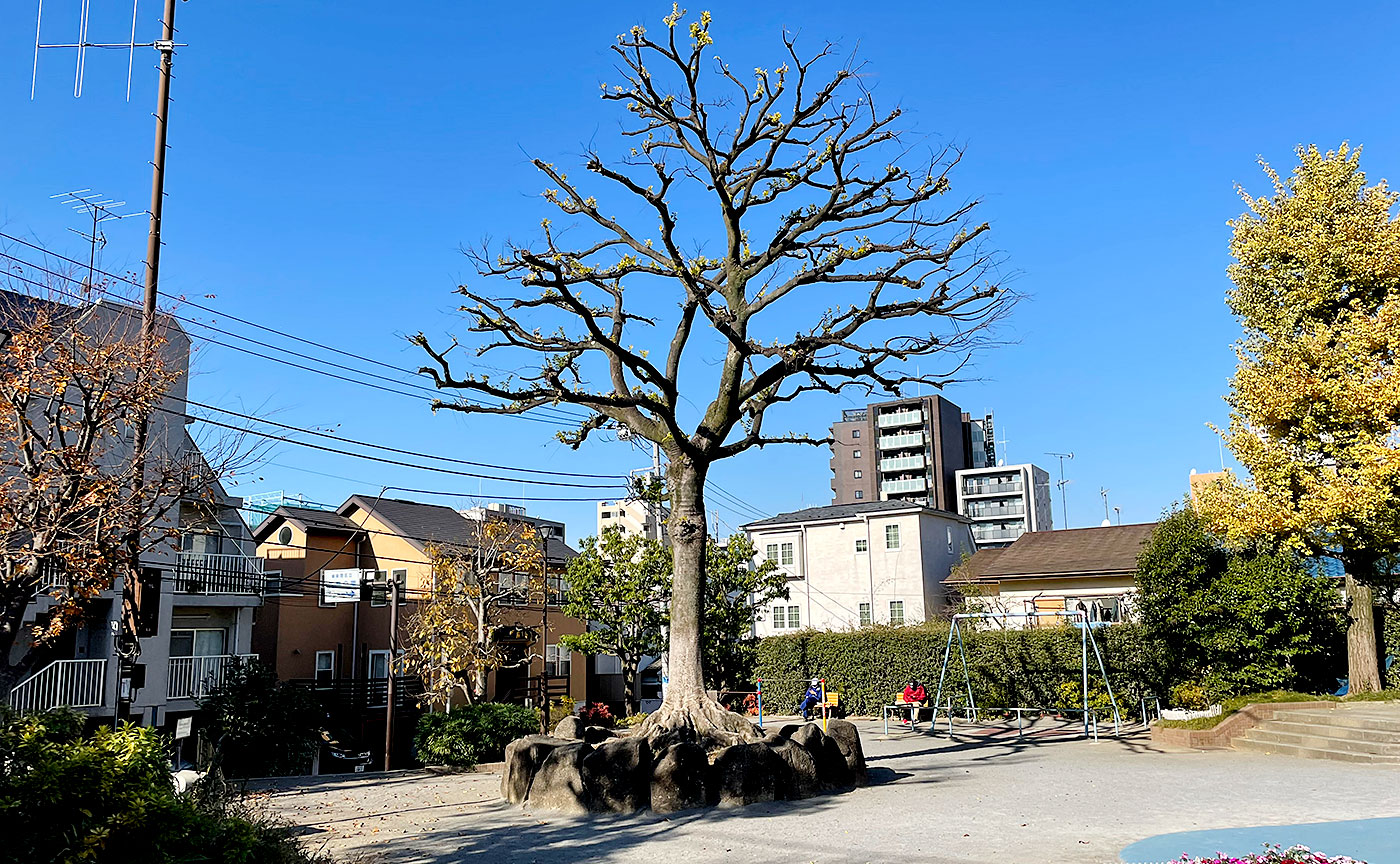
[879,454,926,472]
[878,431,924,450]
[168,653,256,700]
[174,551,265,595]
[973,526,1025,543]
[963,479,1024,497]
[876,409,923,429]
[7,659,106,714]
[966,502,1026,519]
[881,477,928,494]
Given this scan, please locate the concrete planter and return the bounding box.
[1151,701,1335,749]
[1160,704,1222,721]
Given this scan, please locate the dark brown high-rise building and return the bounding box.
[829,395,993,512]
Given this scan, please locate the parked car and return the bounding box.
[318,725,371,773]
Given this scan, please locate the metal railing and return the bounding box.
[963,479,1024,496]
[881,477,928,494]
[174,552,264,594]
[7,659,106,713]
[168,653,255,700]
[972,527,1025,542]
[877,431,924,449]
[876,410,923,428]
[879,455,926,472]
[967,503,1026,518]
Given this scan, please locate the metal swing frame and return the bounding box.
[930,611,1122,739]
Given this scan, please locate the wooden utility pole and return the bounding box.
[384,574,399,771]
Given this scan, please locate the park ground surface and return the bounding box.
[251,717,1400,864]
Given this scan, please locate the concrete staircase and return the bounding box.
[1233,703,1400,764]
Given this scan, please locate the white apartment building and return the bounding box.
[743,500,975,636]
[955,463,1053,548]
[4,291,263,730]
[596,498,668,542]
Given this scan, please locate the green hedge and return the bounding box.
[1385,606,1400,690]
[754,623,1172,716]
[413,702,538,767]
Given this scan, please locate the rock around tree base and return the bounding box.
[501,718,866,815]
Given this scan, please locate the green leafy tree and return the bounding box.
[198,659,323,778]
[1135,507,1343,697]
[702,534,787,692]
[560,528,671,715]
[1198,143,1400,692]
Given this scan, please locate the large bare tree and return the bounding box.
[415,11,1012,740]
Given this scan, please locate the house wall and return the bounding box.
[255,527,361,680]
[968,575,1137,627]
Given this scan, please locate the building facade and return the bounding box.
[829,396,994,512]
[596,498,668,541]
[955,463,1054,548]
[744,500,976,636]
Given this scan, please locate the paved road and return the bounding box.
[253,718,1400,864]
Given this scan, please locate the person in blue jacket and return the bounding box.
[795,678,824,720]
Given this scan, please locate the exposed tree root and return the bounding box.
[637,689,761,750]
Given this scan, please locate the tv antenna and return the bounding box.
[1099,487,1111,527]
[1046,452,1074,529]
[51,189,141,292]
[30,0,178,100]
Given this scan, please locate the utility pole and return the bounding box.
[1046,452,1074,530]
[384,574,398,771]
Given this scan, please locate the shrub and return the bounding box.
[577,702,614,727]
[755,622,1171,717]
[198,659,322,778]
[0,707,327,864]
[616,712,649,728]
[1186,846,1359,863]
[1169,681,1215,709]
[413,702,538,767]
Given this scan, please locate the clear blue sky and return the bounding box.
[4,1,1399,538]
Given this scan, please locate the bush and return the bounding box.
[577,702,614,727]
[198,659,322,778]
[755,622,1171,717]
[0,708,327,864]
[616,712,649,728]
[413,702,538,767]
[1169,681,1215,709]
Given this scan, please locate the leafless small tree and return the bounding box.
[415,11,1013,741]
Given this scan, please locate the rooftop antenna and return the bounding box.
[1113,506,1121,526]
[1046,452,1074,529]
[31,0,161,100]
[1099,487,1111,527]
[51,189,141,292]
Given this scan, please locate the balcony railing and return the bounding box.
[878,431,924,449]
[963,480,1024,496]
[174,552,265,595]
[289,676,427,713]
[879,454,926,472]
[876,410,923,429]
[7,659,106,713]
[973,527,1025,542]
[967,503,1026,519]
[881,477,928,494]
[168,654,255,700]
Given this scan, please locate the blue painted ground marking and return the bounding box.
[1120,816,1400,864]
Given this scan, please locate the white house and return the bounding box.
[743,500,976,635]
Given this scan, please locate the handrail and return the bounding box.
[7,658,106,713]
[167,653,256,699]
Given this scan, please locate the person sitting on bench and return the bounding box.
[900,680,927,725]
[795,678,823,721]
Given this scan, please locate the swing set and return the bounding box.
[926,610,1123,739]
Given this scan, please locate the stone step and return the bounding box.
[1233,735,1400,764]
[1259,719,1400,746]
[1246,727,1400,756]
[1272,709,1400,734]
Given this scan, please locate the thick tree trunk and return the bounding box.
[622,656,638,717]
[1344,573,1382,694]
[638,455,758,746]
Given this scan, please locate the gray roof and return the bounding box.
[342,495,576,562]
[253,505,364,541]
[743,499,966,529]
[961,523,1156,582]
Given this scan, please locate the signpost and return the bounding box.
[174,716,192,740]
[321,569,363,604]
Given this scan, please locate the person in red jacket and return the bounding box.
[901,680,927,725]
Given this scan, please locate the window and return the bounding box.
[595,654,623,675]
[370,570,389,607]
[786,606,801,629]
[859,603,872,627]
[852,429,861,439]
[277,526,293,546]
[853,449,862,459]
[853,469,862,479]
[546,644,571,677]
[780,542,794,566]
[170,628,226,657]
[889,600,905,626]
[765,543,779,563]
[854,490,864,500]
[264,570,300,597]
[368,650,391,707]
[885,524,901,549]
[771,606,786,629]
[855,539,868,553]
[315,651,335,685]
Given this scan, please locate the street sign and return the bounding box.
[175,717,192,740]
[322,569,362,604]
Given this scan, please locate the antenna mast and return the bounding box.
[1046,452,1074,529]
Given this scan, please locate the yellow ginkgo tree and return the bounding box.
[1199,143,1400,693]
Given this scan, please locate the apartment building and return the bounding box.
[596,498,668,541]
[829,396,994,511]
[4,291,263,732]
[252,497,589,760]
[743,500,975,636]
[955,463,1054,548]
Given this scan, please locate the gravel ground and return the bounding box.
[251,717,1400,864]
